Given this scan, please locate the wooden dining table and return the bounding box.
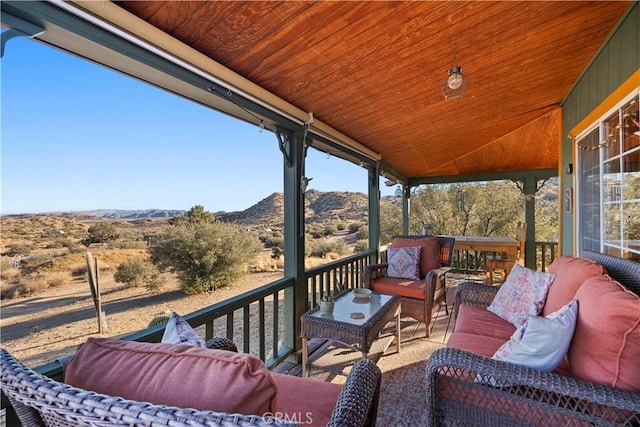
[452,236,519,259]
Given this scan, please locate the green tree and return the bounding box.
[169,205,216,226]
[84,222,119,245]
[151,206,262,294]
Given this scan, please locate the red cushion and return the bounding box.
[371,276,425,300]
[454,305,516,340]
[65,338,278,416]
[542,255,606,316]
[392,237,440,277]
[569,275,640,392]
[446,332,506,357]
[272,373,341,427]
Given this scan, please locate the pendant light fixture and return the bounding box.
[442,46,468,99]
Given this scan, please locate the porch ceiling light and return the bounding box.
[442,66,468,99]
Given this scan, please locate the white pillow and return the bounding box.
[487,264,556,328]
[161,312,206,347]
[493,299,578,372]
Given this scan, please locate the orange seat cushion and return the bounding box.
[272,373,341,427]
[454,304,515,339]
[542,255,606,316]
[371,276,425,300]
[392,236,440,276]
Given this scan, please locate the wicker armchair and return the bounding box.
[427,250,640,426]
[1,337,381,427]
[364,235,455,337]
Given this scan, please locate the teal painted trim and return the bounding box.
[523,177,537,269]
[561,2,639,107]
[368,166,381,263]
[402,185,410,235]
[561,3,639,255]
[281,128,307,364]
[409,169,557,186]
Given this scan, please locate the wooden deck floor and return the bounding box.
[276,272,489,425]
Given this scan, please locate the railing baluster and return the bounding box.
[259,298,266,361]
[243,305,250,353]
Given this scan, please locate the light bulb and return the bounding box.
[447,67,463,90]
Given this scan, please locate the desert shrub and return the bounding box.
[271,246,284,260]
[355,225,369,240]
[336,221,347,231]
[71,265,87,277]
[349,222,364,234]
[323,223,338,236]
[47,271,72,288]
[354,239,369,253]
[262,234,284,249]
[113,258,164,291]
[308,240,348,257]
[110,240,148,250]
[83,222,120,246]
[151,217,262,294]
[4,244,36,257]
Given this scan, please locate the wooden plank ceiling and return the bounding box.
[115,1,630,180]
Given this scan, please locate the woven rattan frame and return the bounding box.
[364,235,455,337]
[2,338,381,427]
[432,251,640,426]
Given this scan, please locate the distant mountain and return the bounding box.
[85,209,188,219]
[1,191,399,229]
[218,190,376,227]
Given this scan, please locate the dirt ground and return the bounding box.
[0,271,284,368]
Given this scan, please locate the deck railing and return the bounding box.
[27,249,376,384]
[380,241,559,274]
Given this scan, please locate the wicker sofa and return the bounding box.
[1,336,381,427]
[364,235,455,337]
[426,250,640,426]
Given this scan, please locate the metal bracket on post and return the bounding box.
[1,14,45,58]
[276,127,294,168]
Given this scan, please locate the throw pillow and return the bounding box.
[492,299,578,372]
[487,263,555,328]
[161,311,206,347]
[391,236,440,277]
[65,338,278,415]
[542,255,606,316]
[387,246,421,280]
[569,275,640,392]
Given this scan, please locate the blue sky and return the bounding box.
[1,37,395,215]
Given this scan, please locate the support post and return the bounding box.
[368,165,381,263]
[402,185,411,235]
[277,127,307,364]
[523,177,537,270]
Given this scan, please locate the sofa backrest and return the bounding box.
[580,250,640,296]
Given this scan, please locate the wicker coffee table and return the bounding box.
[301,289,401,377]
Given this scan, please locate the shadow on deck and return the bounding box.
[276,272,489,425]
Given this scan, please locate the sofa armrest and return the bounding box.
[328,358,381,427]
[452,281,499,323]
[426,347,640,426]
[363,263,389,287]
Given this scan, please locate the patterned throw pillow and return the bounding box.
[487,263,556,328]
[387,246,421,280]
[492,299,578,372]
[161,312,206,347]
